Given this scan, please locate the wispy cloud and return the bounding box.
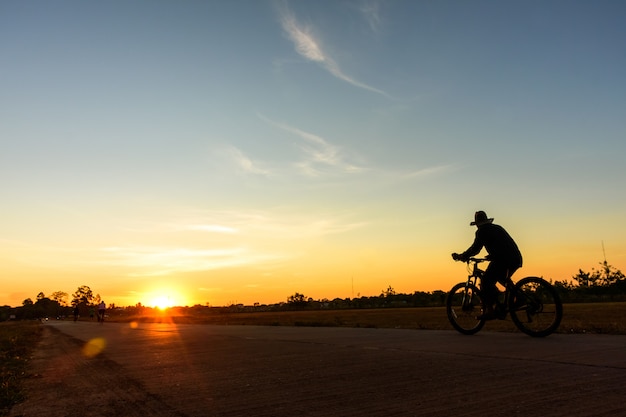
[92,208,366,277]
[259,114,365,177]
[278,3,389,97]
[358,0,383,33]
[256,114,451,182]
[101,246,279,277]
[401,164,455,180]
[186,224,238,234]
[181,208,366,240]
[222,146,271,176]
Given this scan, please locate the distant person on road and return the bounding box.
[73,305,79,322]
[98,301,106,322]
[452,211,523,320]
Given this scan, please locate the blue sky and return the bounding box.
[1,0,625,307]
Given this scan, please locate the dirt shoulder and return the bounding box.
[9,326,183,417]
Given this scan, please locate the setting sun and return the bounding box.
[146,290,185,310]
[151,296,175,310]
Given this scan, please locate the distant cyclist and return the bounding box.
[452,211,522,320]
[98,301,106,322]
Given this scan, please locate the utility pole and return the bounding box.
[602,240,610,282]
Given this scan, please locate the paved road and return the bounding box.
[15,321,626,416]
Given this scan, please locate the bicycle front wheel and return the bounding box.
[509,277,563,337]
[446,282,485,335]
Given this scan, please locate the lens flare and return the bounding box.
[82,337,106,358]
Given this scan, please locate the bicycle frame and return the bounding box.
[463,258,516,317]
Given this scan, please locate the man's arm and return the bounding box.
[460,233,483,260]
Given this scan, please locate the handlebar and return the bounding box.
[451,254,490,264]
[468,257,489,263]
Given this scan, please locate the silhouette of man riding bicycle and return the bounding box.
[452,210,523,320]
[448,210,562,337]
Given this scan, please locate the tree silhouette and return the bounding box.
[287,292,309,309]
[381,285,396,297]
[573,261,625,287]
[72,285,94,307]
[51,291,69,306]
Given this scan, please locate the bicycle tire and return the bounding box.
[509,277,563,337]
[446,282,485,335]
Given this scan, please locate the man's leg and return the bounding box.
[479,263,506,320]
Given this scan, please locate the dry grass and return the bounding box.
[0,321,42,416]
[109,302,626,335]
[558,302,626,334]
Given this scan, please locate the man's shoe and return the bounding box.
[494,303,507,320]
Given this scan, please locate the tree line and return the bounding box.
[1,285,111,321]
[552,259,626,303]
[282,260,626,310]
[2,260,625,320]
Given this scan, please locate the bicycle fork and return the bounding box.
[462,277,477,311]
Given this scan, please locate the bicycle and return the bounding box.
[446,257,563,337]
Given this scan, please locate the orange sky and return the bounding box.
[3,210,623,308]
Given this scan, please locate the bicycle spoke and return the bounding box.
[446,283,485,335]
[510,277,562,337]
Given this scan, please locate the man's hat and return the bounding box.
[470,210,494,226]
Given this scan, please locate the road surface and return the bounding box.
[11,321,626,416]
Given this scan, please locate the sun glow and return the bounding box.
[143,286,187,310]
[151,296,175,310]
[144,287,187,310]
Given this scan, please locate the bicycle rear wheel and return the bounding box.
[446,282,485,335]
[509,277,563,337]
